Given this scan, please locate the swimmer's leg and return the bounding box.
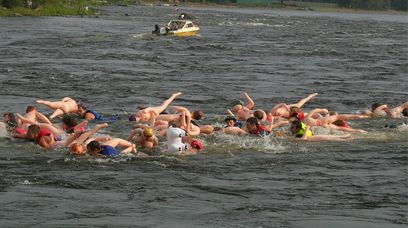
[49,109,65,119]
[36,100,65,110]
[289,93,318,108]
[147,92,182,115]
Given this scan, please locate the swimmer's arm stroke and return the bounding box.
[244,92,255,110]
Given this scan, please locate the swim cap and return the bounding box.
[224,115,237,123]
[231,99,244,107]
[190,140,204,150]
[129,114,136,121]
[70,144,86,155]
[289,112,304,121]
[143,128,154,138]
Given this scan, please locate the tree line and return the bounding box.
[2,0,407,11]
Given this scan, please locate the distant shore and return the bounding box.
[0,0,406,17]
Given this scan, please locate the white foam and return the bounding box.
[0,122,9,138]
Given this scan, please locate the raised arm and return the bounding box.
[226,109,234,116]
[35,111,52,125]
[306,108,329,119]
[244,92,255,110]
[289,93,318,108]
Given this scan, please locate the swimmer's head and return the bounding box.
[289,107,304,121]
[128,114,137,121]
[225,115,237,127]
[333,119,349,128]
[231,100,244,112]
[62,115,78,130]
[190,140,204,151]
[27,125,41,140]
[403,108,408,117]
[253,110,265,121]
[25,106,36,113]
[76,103,87,116]
[192,110,204,120]
[372,103,389,117]
[245,117,259,134]
[143,128,154,138]
[371,103,383,112]
[3,112,15,123]
[70,143,86,155]
[86,141,102,155]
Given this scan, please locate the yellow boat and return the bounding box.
[153,20,200,37]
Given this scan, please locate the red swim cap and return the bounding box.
[190,140,204,150]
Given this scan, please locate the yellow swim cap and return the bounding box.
[143,128,154,138]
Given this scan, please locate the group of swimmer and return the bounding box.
[1,92,407,157]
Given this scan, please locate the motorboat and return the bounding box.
[152,19,200,36]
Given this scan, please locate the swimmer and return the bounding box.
[67,122,109,154]
[36,97,78,119]
[245,116,273,137]
[232,92,255,113]
[270,93,318,119]
[369,101,408,118]
[133,92,182,125]
[22,106,52,127]
[221,116,247,135]
[290,120,352,142]
[128,126,158,149]
[3,112,20,134]
[298,108,367,133]
[227,92,255,121]
[180,111,200,136]
[170,106,213,135]
[86,138,143,157]
[76,103,104,121]
[24,124,63,150]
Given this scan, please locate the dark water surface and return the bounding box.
[0,6,407,227]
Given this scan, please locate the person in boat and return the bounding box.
[131,92,182,125]
[290,120,351,142]
[36,97,79,119]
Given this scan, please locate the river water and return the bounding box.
[0,5,407,227]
